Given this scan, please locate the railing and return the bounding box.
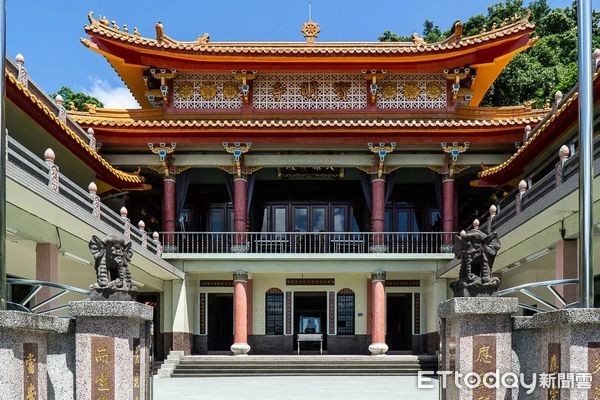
[497,278,579,313]
[159,231,455,255]
[6,278,90,316]
[6,135,164,258]
[476,134,600,234]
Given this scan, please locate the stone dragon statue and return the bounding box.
[450,219,502,297]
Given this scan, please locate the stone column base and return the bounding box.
[231,244,249,253]
[369,244,388,254]
[368,342,388,355]
[230,342,251,355]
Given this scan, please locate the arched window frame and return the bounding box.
[265,288,284,335]
[336,288,355,335]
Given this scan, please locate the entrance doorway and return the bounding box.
[386,293,413,351]
[207,293,233,351]
[293,292,327,351]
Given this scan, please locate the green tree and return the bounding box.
[50,86,103,112]
[378,30,411,42]
[379,0,600,107]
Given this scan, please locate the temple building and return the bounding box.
[4,11,599,362]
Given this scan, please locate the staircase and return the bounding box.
[164,354,438,377]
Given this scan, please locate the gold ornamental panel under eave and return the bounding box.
[171,72,449,111]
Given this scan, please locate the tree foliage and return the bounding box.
[379,0,600,107]
[50,86,103,112]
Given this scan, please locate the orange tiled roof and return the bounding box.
[71,115,544,129]
[6,69,144,187]
[478,70,600,181]
[83,11,535,56]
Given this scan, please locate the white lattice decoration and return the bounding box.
[173,74,243,109]
[253,74,367,110]
[376,74,447,109]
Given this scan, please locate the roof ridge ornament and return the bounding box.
[301,20,320,43]
[301,2,320,43]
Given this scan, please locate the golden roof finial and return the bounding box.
[301,2,320,43]
[301,20,320,43]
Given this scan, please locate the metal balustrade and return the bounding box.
[6,278,90,316]
[6,135,162,258]
[158,231,455,255]
[498,278,579,313]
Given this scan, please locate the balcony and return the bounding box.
[159,231,455,255]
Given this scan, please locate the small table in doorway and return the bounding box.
[297,333,323,355]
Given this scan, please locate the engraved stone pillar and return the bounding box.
[232,177,249,253]
[231,271,251,355]
[370,178,386,253]
[368,270,388,355]
[70,301,153,400]
[0,311,65,400]
[528,309,600,400]
[439,297,518,400]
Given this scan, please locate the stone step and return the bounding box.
[176,363,435,369]
[169,354,438,377]
[171,372,422,377]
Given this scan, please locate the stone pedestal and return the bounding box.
[525,308,600,400]
[439,297,519,400]
[70,301,153,400]
[0,311,74,400]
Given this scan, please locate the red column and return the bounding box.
[370,177,386,251]
[442,176,455,244]
[231,270,251,355]
[162,177,176,248]
[36,243,59,311]
[233,177,248,251]
[247,278,253,336]
[369,270,388,355]
[555,239,578,305]
[366,277,372,335]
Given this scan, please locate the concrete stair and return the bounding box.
[168,355,438,377]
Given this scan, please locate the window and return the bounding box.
[333,207,346,232]
[337,288,355,335]
[265,288,284,335]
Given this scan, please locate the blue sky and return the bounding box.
[6,0,588,107]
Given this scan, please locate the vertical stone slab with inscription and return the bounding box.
[439,297,519,400]
[522,308,600,400]
[473,336,497,400]
[548,343,561,400]
[91,337,114,400]
[70,301,153,400]
[23,343,39,400]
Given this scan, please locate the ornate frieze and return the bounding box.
[173,73,243,109]
[376,74,447,109]
[172,72,448,110]
[253,73,367,110]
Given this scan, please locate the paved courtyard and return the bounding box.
[153,376,439,400]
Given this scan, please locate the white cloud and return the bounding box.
[84,78,140,109]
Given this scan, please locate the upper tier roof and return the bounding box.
[81,11,537,108]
